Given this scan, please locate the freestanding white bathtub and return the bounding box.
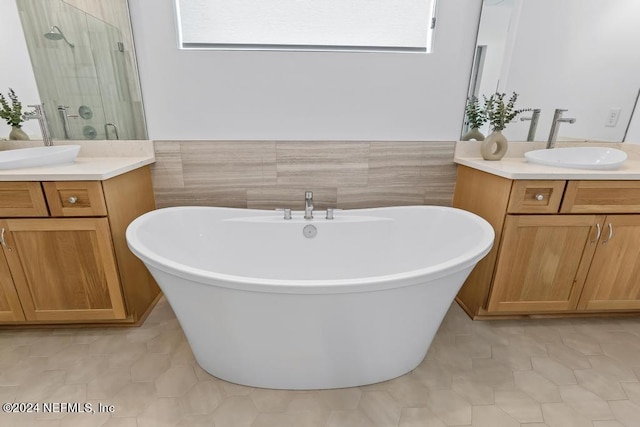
[126,206,493,389]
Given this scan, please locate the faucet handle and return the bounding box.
[275,208,292,220]
[325,208,342,220]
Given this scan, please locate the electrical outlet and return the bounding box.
[606,108,622,127]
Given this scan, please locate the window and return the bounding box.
[175,0,437,53]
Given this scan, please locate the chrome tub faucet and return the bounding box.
[304,191,314,220]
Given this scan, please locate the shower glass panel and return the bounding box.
[16,0,145,140]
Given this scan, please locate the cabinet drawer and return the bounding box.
[0,182,48,217]
[561,181,640,213]
[507,180,566,214]
[43,181,107,217]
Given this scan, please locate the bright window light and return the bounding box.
[175,0,437,53]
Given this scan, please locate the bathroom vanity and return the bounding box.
[0,142,159,326]
[453,141,640,319]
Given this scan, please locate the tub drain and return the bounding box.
[303,224,317,238]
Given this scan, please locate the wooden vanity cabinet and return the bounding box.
[453,165,640,319]
[487,214,602,314]
[0,166,160,326]
[578,215,640,311]
[0,218,126,322]
[0,250,25,322]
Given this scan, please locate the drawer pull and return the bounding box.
[535,194,545,201]
[0,228,11,252]
[601,223,614,245]
[68,196,78,204]
[590,223,601,244]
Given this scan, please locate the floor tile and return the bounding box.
[531,357,577,385]
[494,390,544,423]
[398,407,446,427]
[154,365,198,397]
[426,389,472,426]
[471,405,520,427]
[558,385,614,421]
[573,369,628,401]
[513,371,562,403]
[250,388,296,413]
[319,388,362,410]
[211,396,259,427]
[358,391,402,427]
[452,374,495,405]
[1,299,639,426]
[179,380,224,415]
[326,409,375,427]
[541,402,593,427]
[607,400,640,427]
[385,375,431,407]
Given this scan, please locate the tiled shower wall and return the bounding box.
[151,141,457,210]
[17,0,145,140]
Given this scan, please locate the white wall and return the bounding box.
[500,0,640,142]
[129,0,482,140]
[0,0,41,139]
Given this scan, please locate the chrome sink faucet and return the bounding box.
[547,109,576,149]
[22,104,53,146]
[520,108,541,141]
[304,191,314,220]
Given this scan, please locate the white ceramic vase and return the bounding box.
[480,130,508,161]
[461,127,485,141]
[9,126,29,141]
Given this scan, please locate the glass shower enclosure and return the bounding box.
[16,0,146,140]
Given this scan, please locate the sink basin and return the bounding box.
[524,147,627,170]
[0,145,81,170]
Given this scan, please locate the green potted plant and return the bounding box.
[481,92,528,160]
[461,96,487,141]
[0,88,29,140]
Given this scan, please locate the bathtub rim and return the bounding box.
[126,205,494,294]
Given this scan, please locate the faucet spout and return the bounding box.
[23,104,53,146]
[304,191,314,220]
[547,109,576,149]
[520,108,541,141]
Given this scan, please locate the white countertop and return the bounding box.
[0,140,155,181]
[0,157,155,181]
[454,141,640,180]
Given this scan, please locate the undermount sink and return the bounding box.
[524,146,627,170]
[0,145,81,170]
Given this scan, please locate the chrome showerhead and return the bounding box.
[44,26,74,48]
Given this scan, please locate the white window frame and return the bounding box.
[174,0,438,53]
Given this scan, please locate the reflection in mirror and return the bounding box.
[16,0,147,140]
[466,0,640,143]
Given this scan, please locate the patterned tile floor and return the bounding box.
[1,298,640,426]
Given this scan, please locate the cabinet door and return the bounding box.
[487,215,603,313]
[578,215,640,311]
[0,218,126,321]
[0,248,25,322]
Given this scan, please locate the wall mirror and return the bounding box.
[466,0,640,143]
[15,0,147,140]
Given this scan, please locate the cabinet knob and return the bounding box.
[535,194,545,201]
[68,196,78,204]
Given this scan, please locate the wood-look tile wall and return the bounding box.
[151,141,457,210]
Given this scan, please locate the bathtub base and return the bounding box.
[150,267,471,390]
